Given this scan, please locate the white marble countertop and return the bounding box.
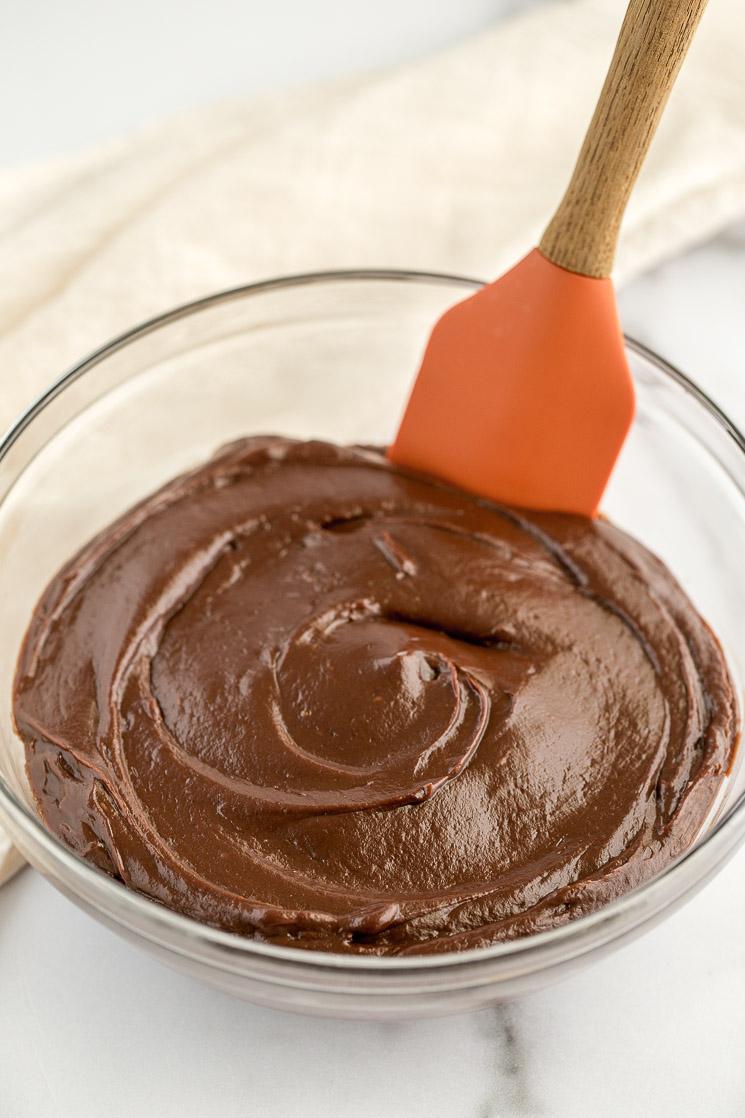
[3,2,745,1114]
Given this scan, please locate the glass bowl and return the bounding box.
[1,270,745,1021]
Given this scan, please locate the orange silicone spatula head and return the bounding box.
[390,249,633,516]
[389,0,709,516]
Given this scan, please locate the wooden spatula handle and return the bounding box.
[539,0,709,278]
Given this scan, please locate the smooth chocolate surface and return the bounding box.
[13,438,738,954]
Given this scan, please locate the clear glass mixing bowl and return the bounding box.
[1,271,745,1021]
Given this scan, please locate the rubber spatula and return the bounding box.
[389,0,709,516]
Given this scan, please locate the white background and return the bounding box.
[1,0,540,168]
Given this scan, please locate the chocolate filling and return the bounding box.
[13,438,738,954]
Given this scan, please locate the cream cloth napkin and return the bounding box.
[1,0,744,885]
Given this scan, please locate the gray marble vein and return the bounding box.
[475,1005,545,1117]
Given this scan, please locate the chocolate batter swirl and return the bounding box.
[13,438,738,954]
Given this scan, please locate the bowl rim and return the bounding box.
[2,266,745,975]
